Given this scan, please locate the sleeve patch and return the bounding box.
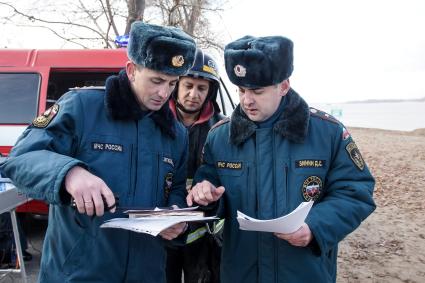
[345,141,365,171]
[32,104,60,128]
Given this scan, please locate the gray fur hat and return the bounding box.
[224,35,294,88]
[127,22,196,76]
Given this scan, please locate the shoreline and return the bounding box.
[347,126,425,136]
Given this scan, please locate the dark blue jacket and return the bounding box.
[0,71,188,283]
[194,89,375,283]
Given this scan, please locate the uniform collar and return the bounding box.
[230,89,310,145]
[104,70,176,139]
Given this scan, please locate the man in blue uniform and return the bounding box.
[186,35,376,283]
[0,22,196,283]
[167,49,224,283]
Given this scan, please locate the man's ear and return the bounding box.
[279,79,291,96]
[126,61,136,82]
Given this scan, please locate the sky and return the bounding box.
[1,0,425,103]
[218,0,425,103]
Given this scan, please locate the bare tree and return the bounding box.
[0,0,225,50]
[147,0,226,50]
[0,0,134,48]
[125,0,146,34]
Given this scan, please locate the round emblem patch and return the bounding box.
[171,55,185,67]
[234,64,246,77]
[302,176,323,201]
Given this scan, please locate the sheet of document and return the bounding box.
[237,201,313,234]
[100,215,218,236]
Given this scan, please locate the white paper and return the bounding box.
[100,215,218,236]
[237,201,313,234]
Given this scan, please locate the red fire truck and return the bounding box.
[0,48,234,215]
[0,49,130,214]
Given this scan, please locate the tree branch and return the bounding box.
[17,24,90,48]
[0,1,108,40]
[105,0,119,36]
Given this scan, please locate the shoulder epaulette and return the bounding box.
[210,117,230,131]
[69,86,106,91]
[309,107,340,125]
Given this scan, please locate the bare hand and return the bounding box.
[65,166,116,217]
[274,223,313,247]
[186,180,225,206]
[159,222,188,240]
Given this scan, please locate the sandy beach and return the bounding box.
[6,127,425,283]
[337,127,425,283]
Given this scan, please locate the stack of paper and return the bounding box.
[125,206,204,218]
[101,206,217,236]
[237,201,313,234]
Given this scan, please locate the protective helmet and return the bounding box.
[186,49,220,83]
[172,49,222,114]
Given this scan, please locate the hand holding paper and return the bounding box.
[237,201,313,234]
[274,223,313,247]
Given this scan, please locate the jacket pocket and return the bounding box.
[84,134,132,200]
[62,232,91,277]
[217,161,256,214]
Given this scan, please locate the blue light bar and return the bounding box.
[115,35,129,48]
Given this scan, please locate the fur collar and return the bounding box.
[230,89,310,145]
[105,70,176,139]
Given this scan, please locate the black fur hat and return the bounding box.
[127,22,196,76]
[224,35,294,88]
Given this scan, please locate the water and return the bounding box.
[310,101,425,131]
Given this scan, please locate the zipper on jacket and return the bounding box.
[285,164,289,209]
[127,144,134,198]
[130,121,139,199]
[248,166,258,215]
[155,152,160,204]
[272,133,278,283]
[272,133,277,218]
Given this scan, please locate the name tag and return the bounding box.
[295,159,325,168]
[92,142,123,153]
[216,161,242,170]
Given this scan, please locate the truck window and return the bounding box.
[46,71,119,108]
[0,73,40,124]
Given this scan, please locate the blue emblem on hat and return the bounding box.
[115,35,129,48]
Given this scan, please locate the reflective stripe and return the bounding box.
[186,226,208,244]
[213,219,225,234]
[186,219,225,244]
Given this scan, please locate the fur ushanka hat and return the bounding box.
[127,22,196,76]
[224,35,294,88]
